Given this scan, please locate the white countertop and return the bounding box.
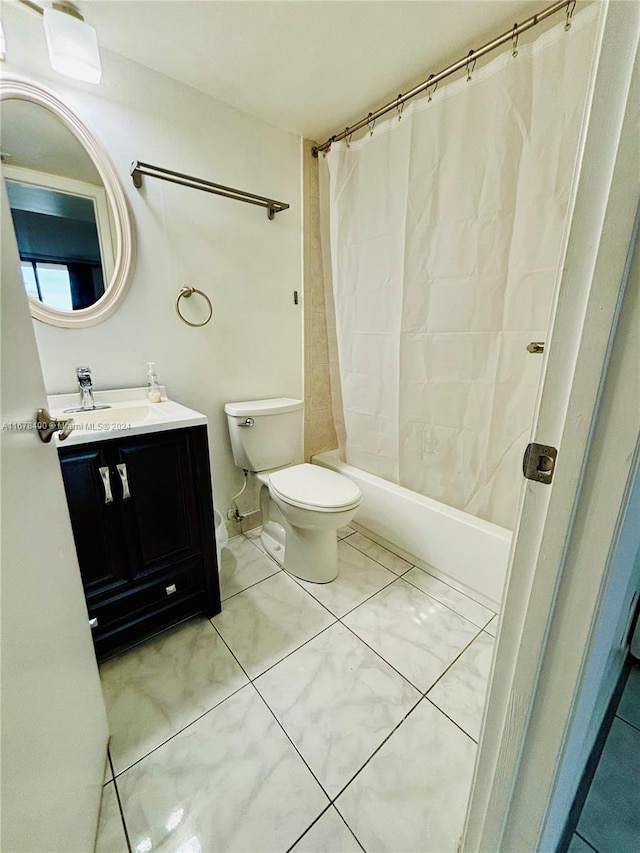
[47,387,207,448]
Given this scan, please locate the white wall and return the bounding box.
[1,4,303,524]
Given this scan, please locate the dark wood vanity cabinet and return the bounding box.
[58,425,220,659]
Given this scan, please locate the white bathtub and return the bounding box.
[313,449,511,609]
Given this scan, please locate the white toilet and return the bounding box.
[224,398,361,583]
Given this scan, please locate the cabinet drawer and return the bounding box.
[88,560,202,630]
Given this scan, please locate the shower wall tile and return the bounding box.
[310,410,339,455]
[303,137,338,460]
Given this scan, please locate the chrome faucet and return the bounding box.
[63,366,111,413]
[77,366,95,410]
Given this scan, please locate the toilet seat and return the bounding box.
[269,463,361,513]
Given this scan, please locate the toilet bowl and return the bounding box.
[258,463,361,582]
[224,398,361,583]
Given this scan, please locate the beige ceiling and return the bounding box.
[80,0,552,141]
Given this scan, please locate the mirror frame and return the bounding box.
[1,76,135,328]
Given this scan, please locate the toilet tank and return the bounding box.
[224,398,303,472]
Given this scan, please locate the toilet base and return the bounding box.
[282,524,338,583]
[261,520,338,583]
[261,522,286,567]
[257,478,357,584]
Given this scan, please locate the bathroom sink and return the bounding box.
[47,387,207,447]
[69,403,164,427]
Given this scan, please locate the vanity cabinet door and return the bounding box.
[58,425,220,659]
[58,445,130,596]
[114,430,203,577]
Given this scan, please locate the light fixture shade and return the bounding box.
[43,8,102,84]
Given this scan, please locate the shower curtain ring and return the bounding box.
[396,95,404,121]
[367,113,376,136]
[466,50,477,82]
[427,74,438,103]
[345,127,353,148]
[512,24,519,57]
[565,0,576,31]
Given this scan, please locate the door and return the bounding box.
[463,3,640,851]
[0,187,108,851]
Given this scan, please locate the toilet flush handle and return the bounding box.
[238,418,254,428]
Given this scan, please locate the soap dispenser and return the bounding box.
[146,362,162,403]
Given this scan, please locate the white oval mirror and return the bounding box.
[0,77,134,327]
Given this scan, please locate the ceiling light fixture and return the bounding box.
[42,2,102,84]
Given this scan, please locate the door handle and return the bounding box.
[116,463,131,500]
[36,408,74,443]
[98,466,113,504]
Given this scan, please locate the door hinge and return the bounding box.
[523,443,558,484]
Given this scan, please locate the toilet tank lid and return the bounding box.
[224,398,303,417]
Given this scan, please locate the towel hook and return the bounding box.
[176,286,213,327]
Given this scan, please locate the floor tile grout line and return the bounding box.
[254,655,424,821]
[231,619,338,683]
[232,528,493,630]
[212,605,428,826]
[337,617,424,693]
[252,681,334,805]
[335,805,368,853]
[574,830,600,852]
[282,554,399,622]
[422,626,486,699]
[110,574,485,782]
[110,764,133,853]
[614,713,640,735]
[335,572,399,620]
[209,617,347,825]
[327,690,427,804]
[284,804,334,853]
[210,610,344,696]
[342,535,413,576]
[423,696,479,745]
[110,680,250,780]
[237,524,497,616]
[401,571,494,630]
[331,802,368,853]
[412,563,499,614]
[220,566,282,603]
[285,801,367,853]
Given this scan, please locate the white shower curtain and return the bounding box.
[323,6,598,530]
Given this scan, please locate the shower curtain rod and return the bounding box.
[312,0,575,157]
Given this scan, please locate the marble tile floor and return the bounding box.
[96,527,497,853]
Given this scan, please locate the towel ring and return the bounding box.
[176,286,213,327]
